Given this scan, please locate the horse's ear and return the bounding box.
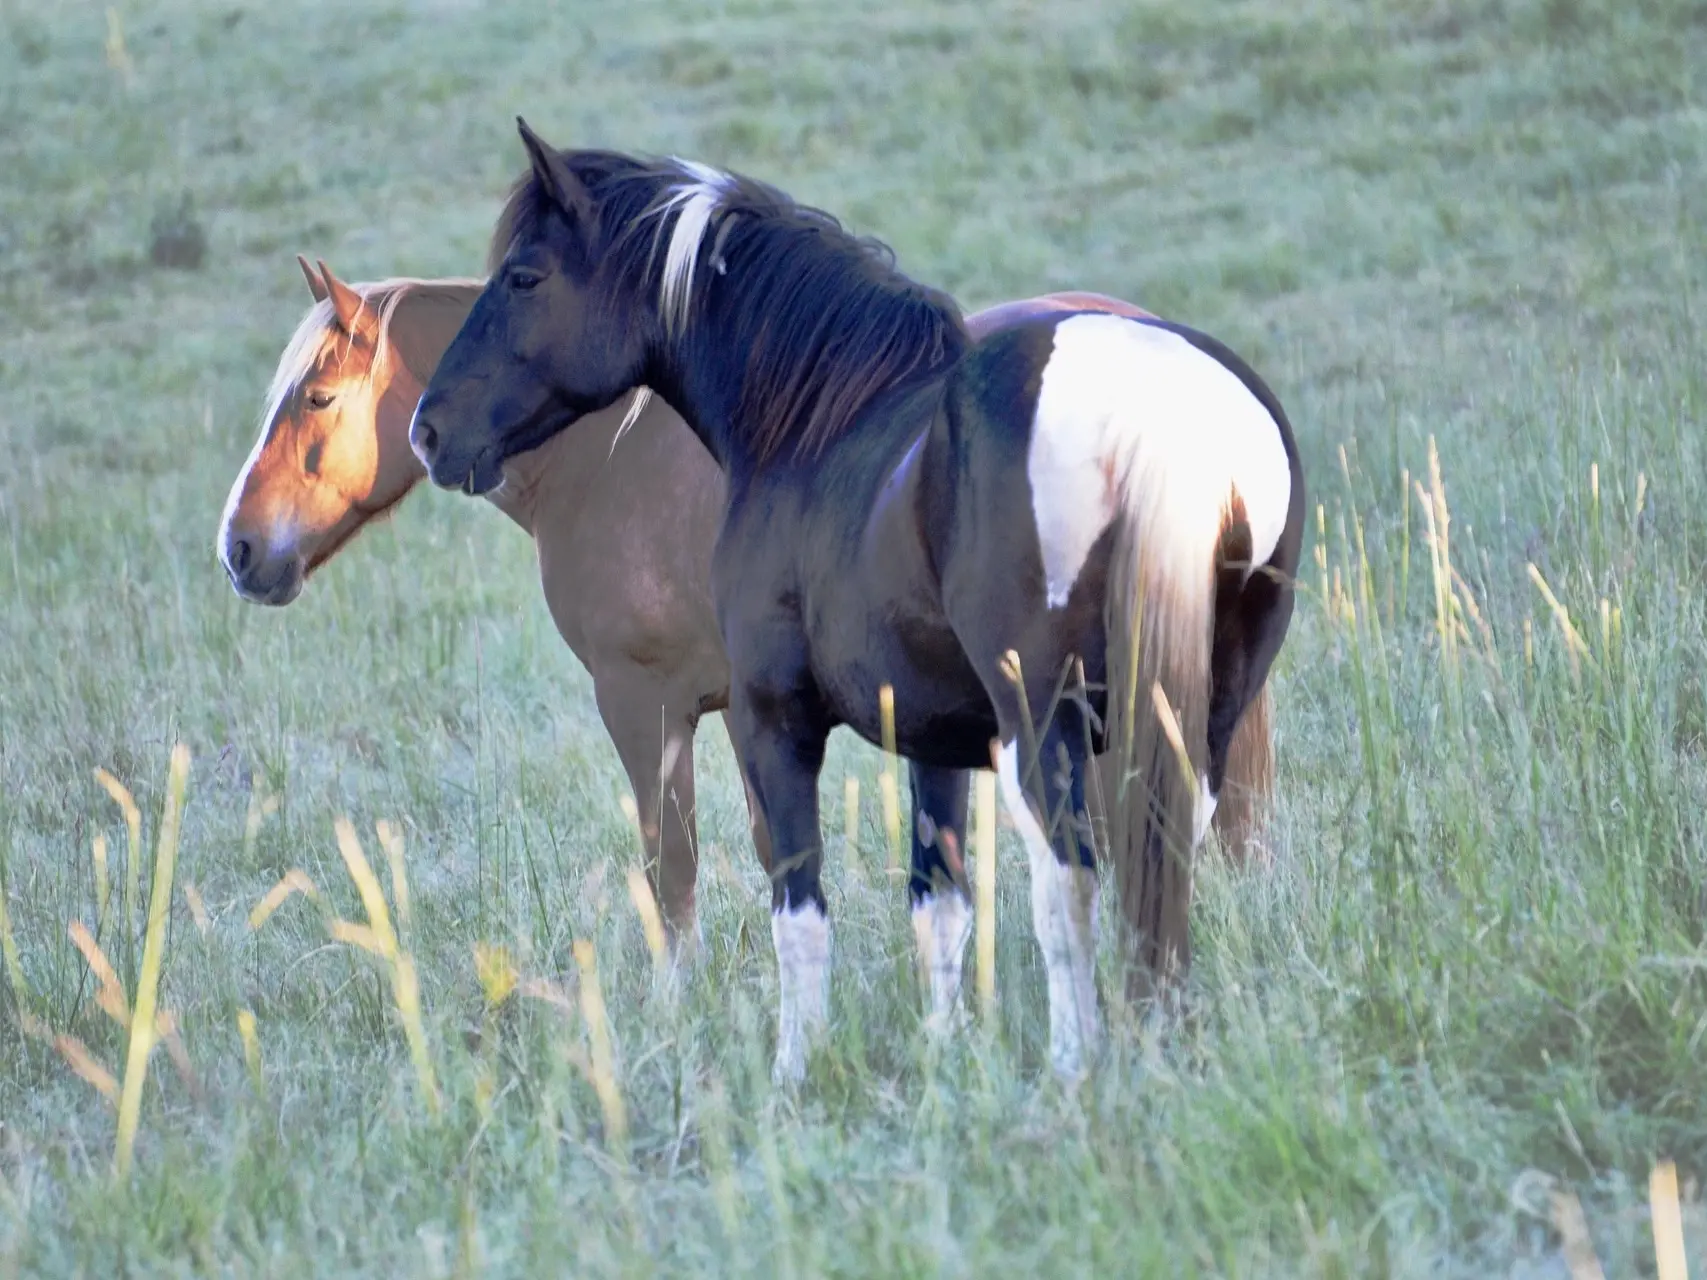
[316,259,366,334]
[516,116,596,234]
[297,254,329,302]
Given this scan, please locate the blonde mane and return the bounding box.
[258,276,486,428]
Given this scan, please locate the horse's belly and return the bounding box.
[814,615,998,769]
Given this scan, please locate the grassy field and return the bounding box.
[3,0,1707,1273]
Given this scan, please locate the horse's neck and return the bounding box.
[380,280,541,529]
[384,281,483,383]
[497,396,634,533]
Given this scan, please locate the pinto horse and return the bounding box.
[218,259,1282,968]
[412,124,1303,1081]
[218,260,1280,963]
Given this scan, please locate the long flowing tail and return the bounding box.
[1213,683,1274,863]
[1103,466,1245,999]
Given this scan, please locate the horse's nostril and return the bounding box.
[416,422,438,458]
[229,538,253,575]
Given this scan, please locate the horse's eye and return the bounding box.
[509,267,544,293]
[306,389,336,410]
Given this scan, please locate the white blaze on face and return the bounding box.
[217,417,278,571]
[997,740,1100,1078]
[219,301,348,572]
[771,900,830,1084]
[911,889,973,1031]
[1025,314,1293,609]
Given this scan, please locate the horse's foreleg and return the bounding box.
[907,763,973,1032]
[592,664,702,957]
[723,714,775,876]
[727,690,831,1085]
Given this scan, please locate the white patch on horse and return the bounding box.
[911,889,973,1032]
[609,387,656,457]
[997,740,1100,1078]
[771,900,830,1084]
[218,282,419,570]
[654,160,734,337]
[1193,773,1218,848]
[1025,314,1294,609]
[217,297,340,566]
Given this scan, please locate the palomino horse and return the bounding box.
[411,123,1304,1082]
[219,259,1280,964]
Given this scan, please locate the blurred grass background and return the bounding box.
[2,0,1707,1273]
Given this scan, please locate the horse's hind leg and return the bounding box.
[592,665,702,957]
[993,687,1100,1079]
[907,763,973,1030]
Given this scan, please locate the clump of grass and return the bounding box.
[35,746,198,1175]
[248,817,442,1115]
[147,193,207,271]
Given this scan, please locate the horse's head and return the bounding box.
[411,119,656,495]
[218,258,428,604]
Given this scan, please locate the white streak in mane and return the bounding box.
[610,386,655,458]
[650,159,733,337]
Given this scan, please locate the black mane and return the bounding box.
[488,151,969,465]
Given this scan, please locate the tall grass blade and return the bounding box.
[114,742,189,1181]
[624,867,669,977]
[973,768,997,1026]
[1548,1189,1606,1280]
[573,938,628,1159]
[879,684,902,872]
[91,833,111,941]
[92,768,142,974]
[0,832,30,1024]
[332,817,440,1114]
[1650,1161,1689,1280]
[237,1009,265,1102]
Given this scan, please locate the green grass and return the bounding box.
[3,0,1707,1272]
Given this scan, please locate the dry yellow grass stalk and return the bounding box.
[332,816,440,1115]
[573,938,627,1156]
[67,920,128,1026]
[375,820,411,936]
[183,882,211,937]
[473,942,518,1008]
[879,684,902,872]
[114,741,189,1180]
[1548,1189,1606,1280]
[973,770,997,1026]
[1650,1161,1689,1280]
[248,869,319,931]
[56,1033,119,1104]
[624,867,669,975]
[92,767,142,954]
[237,1009,265,1100]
